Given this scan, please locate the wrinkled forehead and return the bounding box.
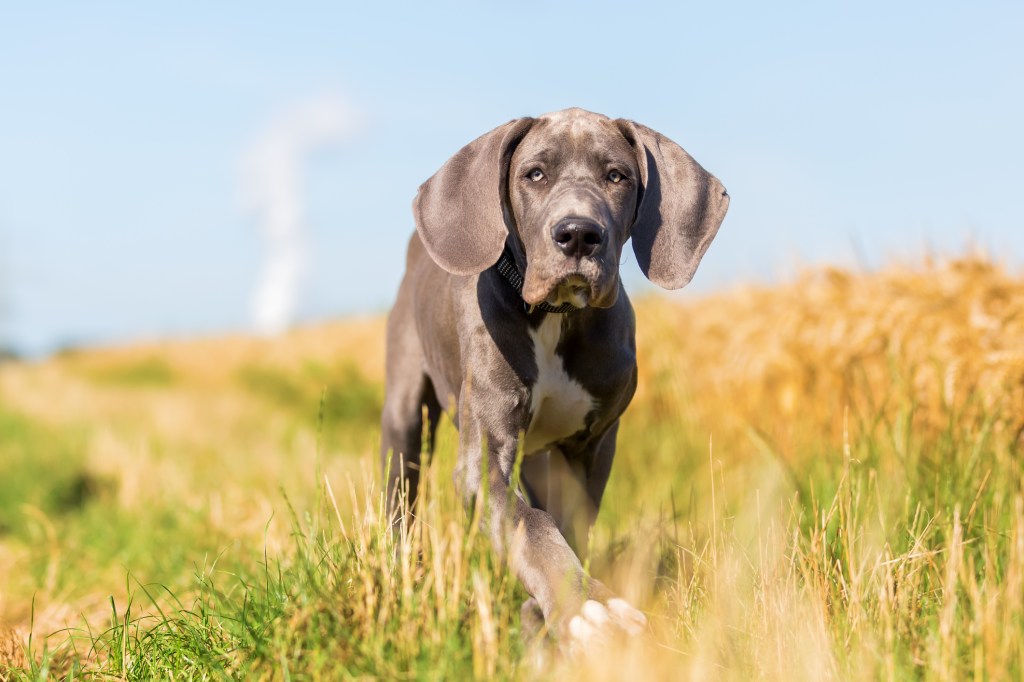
[514,109,636,167]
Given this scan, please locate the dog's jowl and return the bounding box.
[381,108,729,648]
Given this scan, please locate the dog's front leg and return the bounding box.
[454,387,644,647]
[456,406,593,626]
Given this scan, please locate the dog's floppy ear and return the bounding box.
[414,117,535,275]
[615,120,729,289]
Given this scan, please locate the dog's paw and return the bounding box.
[566,597,647,651]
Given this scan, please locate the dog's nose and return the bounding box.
[552,219,603,258]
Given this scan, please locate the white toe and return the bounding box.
[607,598,647,635]
[581,599,611,627]
[569,614,597,644]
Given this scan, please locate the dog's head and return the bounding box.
[414,108,729,308]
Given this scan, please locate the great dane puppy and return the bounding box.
[382,108,728,646]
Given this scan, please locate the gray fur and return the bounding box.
[382,108,728,641]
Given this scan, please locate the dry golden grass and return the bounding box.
[638,254,1024,443]
[1,253,1022,679]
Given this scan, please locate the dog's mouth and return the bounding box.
[522,258,617,309]
[544,274,591,309]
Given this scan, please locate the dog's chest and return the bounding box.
[523,315,595,454]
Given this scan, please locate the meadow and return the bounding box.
[1,252,1022,680]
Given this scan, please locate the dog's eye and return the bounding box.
[607,170,624,184]
[527,169,545,182]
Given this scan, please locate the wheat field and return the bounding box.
[1,253,1022,680]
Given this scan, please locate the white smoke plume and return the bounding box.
[242,92,357,335]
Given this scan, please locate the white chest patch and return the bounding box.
[523,315,596,455]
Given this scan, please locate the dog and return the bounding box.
[381,108,728,647]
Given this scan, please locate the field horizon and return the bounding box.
[2,250,1023,680]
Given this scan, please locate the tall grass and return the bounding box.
[1,254,1022,679]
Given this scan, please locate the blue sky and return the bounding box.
[1,2,1022,355]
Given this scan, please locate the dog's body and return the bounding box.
[382,108,728,646]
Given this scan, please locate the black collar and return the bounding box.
[495,245,579,314]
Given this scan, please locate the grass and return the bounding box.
[1,254,1022,679]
